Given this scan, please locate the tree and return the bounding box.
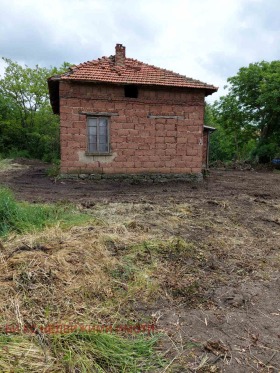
[0,58,71,127]
[212,60,280,162]
[0,58,71,161]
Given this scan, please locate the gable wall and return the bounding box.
[59,81,205,175]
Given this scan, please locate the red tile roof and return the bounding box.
[48,44,218,114]
[58,54,217,93]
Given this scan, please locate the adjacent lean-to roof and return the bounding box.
[48,44,218,114]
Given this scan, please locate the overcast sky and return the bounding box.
[0,0,279,102]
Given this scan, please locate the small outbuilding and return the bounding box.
[48,44,218,180]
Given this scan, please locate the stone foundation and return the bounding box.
[59,172,203,182]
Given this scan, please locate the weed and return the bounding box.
[47,161,60,178]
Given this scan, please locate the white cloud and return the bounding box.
[0,0,279,103]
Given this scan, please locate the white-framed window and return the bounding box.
[87,116,110,154]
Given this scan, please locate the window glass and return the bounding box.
[88,142,97,153]
[87,117,109,153]
[99,117,107,126]
[99,143,108,152]
[88,118,97,126]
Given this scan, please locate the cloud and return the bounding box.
[0,0,279,102]
[233,0,280,61]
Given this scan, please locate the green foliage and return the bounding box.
[0,58,50,127]
[0,58,71,162]
[0,187,89,237]
[210,60,280,163]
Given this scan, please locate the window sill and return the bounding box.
[85,152,113,156]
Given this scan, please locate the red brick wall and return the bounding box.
[59,81,206,174]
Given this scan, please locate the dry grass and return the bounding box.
[1,197,278,325]
[0,192,280,371]
[0,334,61,372]
[0,158,29,173]
[0,208,169,372]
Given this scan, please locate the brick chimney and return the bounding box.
[115,44,126,66]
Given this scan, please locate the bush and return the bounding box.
[253,140,280,163]
[0,116,60,163]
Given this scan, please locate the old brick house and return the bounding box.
[48,44,218,179]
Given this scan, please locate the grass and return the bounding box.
[0,187,90,237]
[0,158,29,172]
[0,158,12,171]
[106,237,202,305]
[1,188,279,371]
[0,334,56,373]
[0,332,165,372]
[0,201,172,372]
[51,332,164,372]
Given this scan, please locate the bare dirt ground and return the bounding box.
[0,158,279,204]
[1,159,280,372]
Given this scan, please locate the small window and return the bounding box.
[87,117,110,154]
[124,85,138,98]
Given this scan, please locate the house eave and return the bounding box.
[62,77,218,91]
